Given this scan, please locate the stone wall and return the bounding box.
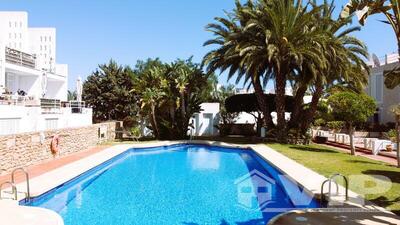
[0,121,119,172]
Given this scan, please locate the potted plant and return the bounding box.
[385,129,397,152]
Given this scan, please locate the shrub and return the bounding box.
[123,116,139,129]
[313,118,326,127]
[130,126,141,138]
[327,121,344,131]
[383,129,397,142]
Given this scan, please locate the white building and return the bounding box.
[367,52,400,124]
[0,11,92,135]
[189,103,220,136]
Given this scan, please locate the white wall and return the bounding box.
[28,27,56,71]
[0,12,29,52]
[0,105,92,135]
[190,103,220,136]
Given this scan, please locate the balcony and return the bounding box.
[5,47,36,69]
[40,98,61,114]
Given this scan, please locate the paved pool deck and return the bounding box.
[0,140,399,225]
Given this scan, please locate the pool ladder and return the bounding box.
[320,173,348,205]
[0,168,31,202]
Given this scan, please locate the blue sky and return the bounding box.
[0,0,397,90]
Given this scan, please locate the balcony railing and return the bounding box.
[5,47,36,69]
[61,101,86,114]
[0,94,39,106]
[40,98,61,114]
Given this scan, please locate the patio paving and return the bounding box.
[0,144,111,186]
[320,141,398,166]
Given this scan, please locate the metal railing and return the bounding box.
[40,98,61,114]
[0,94,39,106]
[11,168,30,202]
[61,100,86,114]
[320,174,349,205]
[5,47,36,69]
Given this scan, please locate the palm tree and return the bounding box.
[297,1,370,133]
[204,0,328,141]
[341,0,400,89]
[67,90,77,101]
[132,66,167,139]
[203,0,275,130]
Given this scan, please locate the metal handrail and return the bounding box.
[11,168,30,202]
[0,181,17,200]
[320,173,349,205]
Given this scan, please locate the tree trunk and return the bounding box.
[151,104,159,139]
[180,91,186,138]
[349,123,355,155]
[289,84,308,128]
[275,70,287,142]
[300,82,323,133]
[251,75,274,129]
[396,116,400,168]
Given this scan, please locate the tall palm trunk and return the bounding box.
[151,103,160,138]
[251,75,274,129]
[275,70,287,142]
[180,91,187,137]
[289,84,308,128]
[300,82,323,133]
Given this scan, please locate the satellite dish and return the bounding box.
[372,53,380,67]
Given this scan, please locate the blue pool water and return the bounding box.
[23,144,319,225]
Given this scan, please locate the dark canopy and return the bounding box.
[225,93,294,113]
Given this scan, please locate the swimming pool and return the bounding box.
[23,144,319,225]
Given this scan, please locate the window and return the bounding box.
[9,22,12,27]
[0,118,20,135]
[19,33,22,38]
[40,36,43,42]
[14,22,17,27]
[20,21,22,27]
[45,118,58,130]
[49,36,51,42]
[40,45,42,51]
[9,33,11,38]
[44,45,47,51]
[14,33,16,38]
[370,73,383,103]
[44,36,47,42]
[13,42,16,48]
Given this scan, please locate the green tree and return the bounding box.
[203,0,369,142]
[215,85,239,125]
[341,0,400,88]
[83,60,137,123]
[132,58,212,140]
[328,92,376,155]
[67,90,77,101]
[295,1,370,134]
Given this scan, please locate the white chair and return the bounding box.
[371,139,392,155]
[363,138,378,150]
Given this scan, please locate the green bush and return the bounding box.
[130,126,141,138]
[384,129,397,142]
[327,121,344,131]
[313,118,326,127]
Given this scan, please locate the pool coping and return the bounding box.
[0,140,399,224]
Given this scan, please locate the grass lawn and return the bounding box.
[267,143,400,215]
